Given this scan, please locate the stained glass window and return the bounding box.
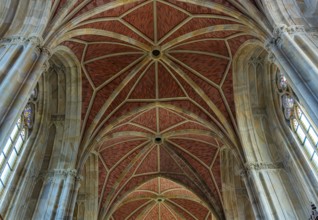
[0,86,37,194]
[276,70,318,169]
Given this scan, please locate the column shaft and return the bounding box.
[0,37,49,153]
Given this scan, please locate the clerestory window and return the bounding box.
[0,86,38,193]
[276,71,318,169]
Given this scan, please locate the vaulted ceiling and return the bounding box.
[110,177,217,219]
[48,0,265,219]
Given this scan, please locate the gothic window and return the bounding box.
[0,86,38,193]
[276,71,318,168]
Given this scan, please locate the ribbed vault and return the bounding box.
[96,106,223,219]
[110,177,217,219]
[48,0,265,219]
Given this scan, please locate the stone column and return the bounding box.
[266,25,318,126]
[55,169,81,220]
[69,177,82,219]
[0,36,50,152]
[240,170,262,220]
[33,169,81,220]
[242,162,300,219]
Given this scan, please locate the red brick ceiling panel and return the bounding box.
[70,0,113,18]
[170,145,221,204]
[128,205,152,220]
[228,34,256,56]
[129,63,156,99]
[173,134,220,147]
[101,147,144,206]
[170,53,229,85]
[167,138,218,166]
[162,18,239,45]
[165,69,219,122]
[112,199,149,220]
[84,43,141,61]
[88,1,147,20]
[135,145,158,174]
[160,204,178,220]
[159,177,183,193]
[159,146,184,174]
[104,102,155,125]
[122,2,154,41]
[158,63,186,99]
[157,1,189,40]
[165,0,237,15]
[171,39,229,57]
[164,173,209,202]
[131,107,158,132]
[77,20,149,44]
[162,189,196,198]
[165,200,196,219]
[107,124,154,136]
[98,71,150,126]
[99,139,148,169]
[62,41,85,62]
[144,204,159,219]
[164,121,210,133]
[102,77,147,118]
[112,155,154,203]
[126,191,156,200]
[84,70,130,129]
[104,105,213,137]
[164,100,211,122]
[171,64,232,127]
[98,136,146,151]
[115,174,155,202]
[185,30,242,43]
[85,53,142,86]
[137,177,159,192]
[158,108,186,132]
[170,198,210,219]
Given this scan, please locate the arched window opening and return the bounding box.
[0,85,38,194]
[276,71,318,169]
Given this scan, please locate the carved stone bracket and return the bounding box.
[265,25,306,52]
[273,25,306,37]
[0,36,43,46]
[244,162,284,171]
[38,168,82,183]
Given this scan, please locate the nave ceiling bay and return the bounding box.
[47,0,267,219]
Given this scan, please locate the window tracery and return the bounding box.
[276,71,318,168]
[0,85,38,193]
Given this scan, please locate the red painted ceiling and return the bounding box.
[50,0,260,219]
